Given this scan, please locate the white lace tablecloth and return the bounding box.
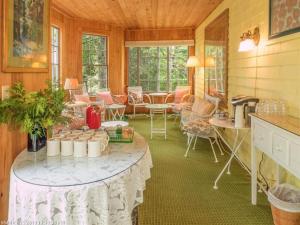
[8,133,152,225]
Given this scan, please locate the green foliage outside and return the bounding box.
[82,34,108,94]
[129,46,188,92]
[0,81,66,138]
[204,44,225,94]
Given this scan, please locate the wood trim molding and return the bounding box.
[125,40,195,47]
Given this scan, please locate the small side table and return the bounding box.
[209,117,250,190]
[145,104,170,140]
[107,104,126,121]
[149,92,167,104]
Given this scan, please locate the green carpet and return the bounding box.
[129,117,274,225]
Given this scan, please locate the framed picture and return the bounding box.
[269,0,300,39]
[2,0,49,72]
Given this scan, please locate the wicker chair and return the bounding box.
[165,86,192,120]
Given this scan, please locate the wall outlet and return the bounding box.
[1,85,10,100]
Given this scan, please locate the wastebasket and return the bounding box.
[268,183,300,225]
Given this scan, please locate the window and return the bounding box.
[205,44,226,95]
[82,34,108,93]
[51,26,60,85]
[128,46,188,92]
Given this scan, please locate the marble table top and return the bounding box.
[250,113,300,136]
[12,133,148,187]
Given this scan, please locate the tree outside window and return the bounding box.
[51,26,60,86]
[82,34,108,94]
[128,46,188,92]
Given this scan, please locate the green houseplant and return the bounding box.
[0,81,66,152]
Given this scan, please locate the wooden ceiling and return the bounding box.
[52,0,223,29]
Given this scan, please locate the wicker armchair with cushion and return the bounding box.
[165,86,192,119]
[181,94,223,162]
[127,86,151,118]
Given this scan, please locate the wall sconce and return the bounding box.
[238,27,260,52]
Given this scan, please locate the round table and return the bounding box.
[149,92,168,104]
[101,120,129,128]
[9,133,152,225]
[145,104,170,140]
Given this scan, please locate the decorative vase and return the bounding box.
[86,106,101,129]
[27,128,47,152]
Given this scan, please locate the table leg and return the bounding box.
[251,127,257,205]
[108,109,111,120]
[227,130,239,175]
[150,109,153,139]
[120,107,125,120]
[213,128,249,190]
[110,109,116,121]
[164,109,167,140]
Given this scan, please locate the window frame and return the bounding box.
[81,33,109,93]
[51,25,61,86]
[128,46,189,92]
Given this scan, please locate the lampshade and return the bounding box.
[186,56,200,67]
[64,78,79,90]
[238,38,255,52]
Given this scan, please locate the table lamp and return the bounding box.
[64,78,79,103]
[186,56,200,91]
[186,56,200,68]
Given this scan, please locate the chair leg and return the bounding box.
[133,106,136,118]
[208,138,219,163]
[186,133,191,146]
[216,138,224,155]
[185,134,194,158]
[174,114,178,122]
[193,136,197,150]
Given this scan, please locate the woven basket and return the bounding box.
[271,205,300,225]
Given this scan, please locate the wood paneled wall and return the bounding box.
[0,0,50,221]
[51,7,125,94]
[125,28,195,41]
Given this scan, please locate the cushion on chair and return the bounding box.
[191,99,215,116]
[74,94,91,103]
[183,119,213,136]
[128,91,143,104]
[96,91,114,105]
[174,89,189,104]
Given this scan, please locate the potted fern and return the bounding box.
[0,81,66,152]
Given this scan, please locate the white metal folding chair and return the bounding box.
[127,86,151,118]
[181,94,224,162]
